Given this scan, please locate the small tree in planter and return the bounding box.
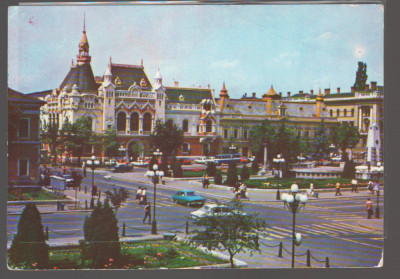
[9,203,49,269]
[105,187,130,213]
[240,164,250,180]
[83,200,121,268]
[226,162,239,187]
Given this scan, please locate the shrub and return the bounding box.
[342,160,356,179]
[214,173,223,185]
[251,159,259,174]
[83,200,121,268]
[9,203,49,269]
[206,162,217,177]
[240,164,250,180]
[225,162,238,187]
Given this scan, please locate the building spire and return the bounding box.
[83,12,86,32]
[77,15,91,65]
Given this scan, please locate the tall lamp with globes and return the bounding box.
[145,149,164,234]
[281,184,308,268]
[86,156,100,208]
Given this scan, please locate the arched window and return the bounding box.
[117,112,126,132]
[143,113,152,132]
[206,120,213,133]
[182,119,189,132]
[336,109,340,117]
[344,109,347,117]
[130,112,139,131]
[183,143,190,153]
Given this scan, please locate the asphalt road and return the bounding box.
[7,172,383,268]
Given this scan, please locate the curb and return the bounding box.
[358,221,384,232]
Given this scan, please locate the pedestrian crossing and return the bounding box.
[259,221,380,241]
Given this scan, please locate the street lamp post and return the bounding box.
[262,140,268,173]
[375,162,382,219]
[281,184,308,268]
[229,145,236,160]
[273,154,285,179]
[145,149,164,234]
[86,156,100,207]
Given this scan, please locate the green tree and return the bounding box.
[330,123,360,161]
[353,61,368,92]
[240,164,250,180]
[191,200,266,268]
[9,203,49,269]
[61,117,96,166]
[150,120,184,174]
[40,121,64,165]
[226,162,238,186]
[249,120,275,164]
[102,129,120,159]
[313,120,330,162]
[148,155,158,171]
[83,200,120,268]
[170,156,183,178]
[105,187,130,213]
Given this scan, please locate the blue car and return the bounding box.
[172,190,206,207]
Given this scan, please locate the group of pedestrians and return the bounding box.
[367,180,381,195]
[233,182,247,199]
[135,187,148,204]
[202,174,210,188]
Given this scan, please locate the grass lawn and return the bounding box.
[8,188,67,201]
[18,240,228,270]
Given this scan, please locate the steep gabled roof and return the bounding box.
[165,87,213,104]
[107,64,152,90]
[60,63,99,91]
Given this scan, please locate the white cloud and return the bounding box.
[211,59,240,70]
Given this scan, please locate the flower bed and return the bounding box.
[7,188,66,201]
[11,240,228,270]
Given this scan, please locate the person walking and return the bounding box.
[368,180,374,194]
[202,175,206,189]
[351,179,358,193]
[239,183,247,198]
[373,181,381,195]
[335,182,342,196]
[136,187,142,203]
[82,161,87,177]
[204,174,209,188]
[141,188,147,204]
[366,198,374,219]
[143,202,151,224]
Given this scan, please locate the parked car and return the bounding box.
[331,156,342,162]
[132,159,149,167]
[104,159,117,167]
[112,162,133,173]
[249,156,256,162]
[62,174,75,188]
[190,204,245,219]
[172,190,206,207]
[194,157,209,164]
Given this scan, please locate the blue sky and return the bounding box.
[8,3,384,98]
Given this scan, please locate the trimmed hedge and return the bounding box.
[242,178,368,189]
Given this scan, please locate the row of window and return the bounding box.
[330,108,355,117]
[116,112,152,132]
[181,119,213,133]
[223,129,248,139]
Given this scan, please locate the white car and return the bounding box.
[132,160,149,167]
[190,204,245,219]
[194,157,215,164]
[331,156,342,162]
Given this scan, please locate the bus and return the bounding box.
[212,153,241,165]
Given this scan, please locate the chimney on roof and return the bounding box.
[365,84,370,91]
[174,81,179,87]
[324,88,330,95]
[279,92,282,97]
[299,90,303,94]
[351,86,355,93]
[208,84,210,89]
[310,89,314,95]
[244,93,247,98]
[287,92,291,97]
[252,93,256,98]
[337,87,340,93]
[371,81,377,91]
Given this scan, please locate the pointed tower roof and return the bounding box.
[155,68,162,79]
[77,15,91,65]
[262,85,280,100]
[220,82,229,98]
